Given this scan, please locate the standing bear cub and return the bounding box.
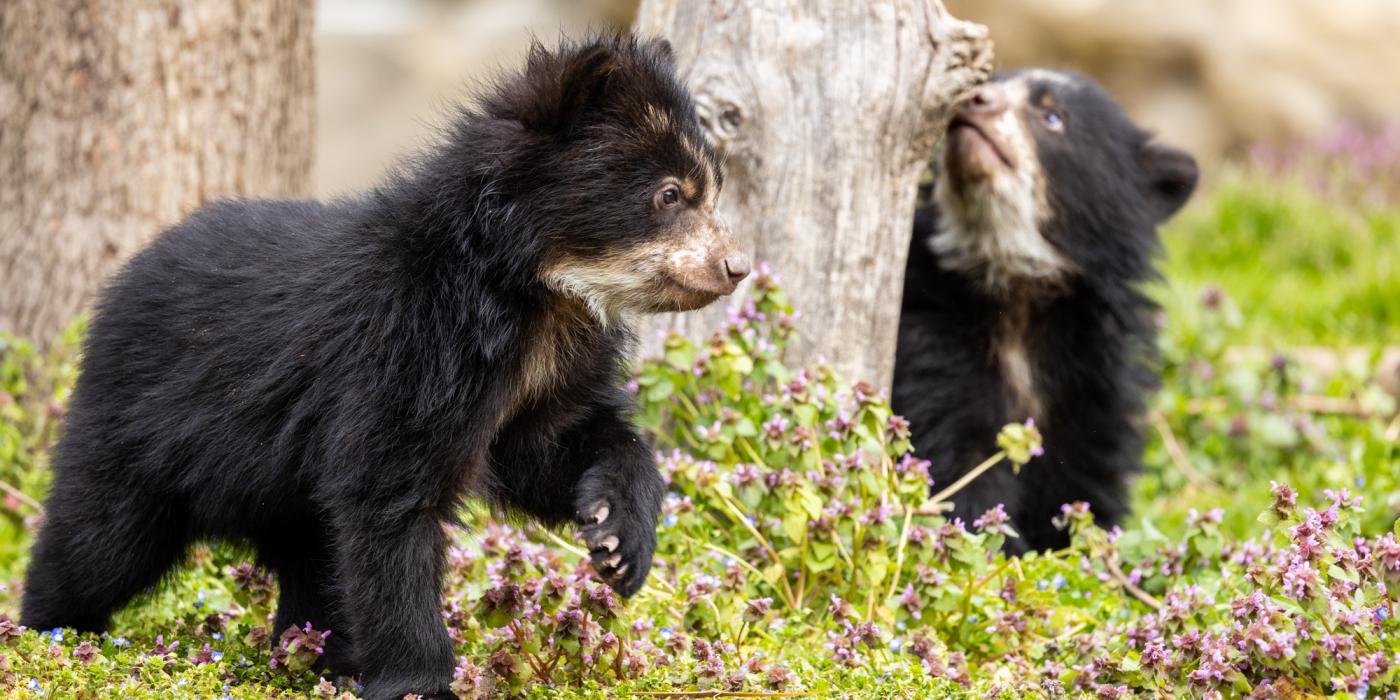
[22,35,747,700]
[893,70,1198,552]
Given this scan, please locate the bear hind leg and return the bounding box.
[22,487,188,632]
[259,530,359,678]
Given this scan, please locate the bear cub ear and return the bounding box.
[519,42,620,134]
[1139,142,1200,223]
[646,38,677,65]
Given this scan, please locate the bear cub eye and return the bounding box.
[654,183,683,210]
[1041,109,1066,133]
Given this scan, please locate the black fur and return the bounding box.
[893,70,1198,552]
[21,35,732,700]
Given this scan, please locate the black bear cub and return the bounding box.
[893,69,1198,552]
[22,36,747,700]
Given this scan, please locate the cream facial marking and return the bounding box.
[542,251,664,326]
[680,135,718,202]
[541,212,738,325]
[678,177,701,201]
[930,76,1071,293]
[642,103,674,135]
[665,207,725,279]
[1022,69,1078,90]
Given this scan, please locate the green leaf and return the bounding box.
[798,489,825,520]
[865,551,890,587]
[665,344,697,371]
[783,512,808,542]
[645,378,675,402]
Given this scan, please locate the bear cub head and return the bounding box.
[479,36,749,323]
[929,69,1199,294]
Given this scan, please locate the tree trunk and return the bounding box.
[634,1,992,387]
[0,0,315,347]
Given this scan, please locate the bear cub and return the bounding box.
[22,35,747,700]
[893,69,1198,552]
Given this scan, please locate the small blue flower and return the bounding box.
[211,650,224,662]
[1356,475,1367,487]
[1052,574,1067,590]
[111,636,129,647]
[658,626,674,639]
[663,513,679,528]
[212,632,224,641]
[1377,606,1391,622]
[195,589,206,609]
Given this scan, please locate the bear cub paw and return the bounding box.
[575,469,662,598]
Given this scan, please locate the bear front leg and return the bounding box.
[568,408,664,598]
[488,397,665,597]
[331,510,455,700]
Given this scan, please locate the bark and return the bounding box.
[634,1,992,387]
[0,0,315,347]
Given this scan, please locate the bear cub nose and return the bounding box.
[724,253,751,288]
[961,87,1008,117]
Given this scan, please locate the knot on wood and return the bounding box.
[692,85,746,149]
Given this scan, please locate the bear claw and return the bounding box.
[574,473,658,597]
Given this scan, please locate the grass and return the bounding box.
[1158,169,1400,346]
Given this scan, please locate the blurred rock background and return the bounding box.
[316,0,633,196]
[944,0,1400,170]
[316,0,1400,196]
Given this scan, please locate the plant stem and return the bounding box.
[0,480,42,514]
[1103,554,1161,610]
[884,506,916,603]
[910,450,1008,516]
[717,495,797,609]
[1149,410,1221,491]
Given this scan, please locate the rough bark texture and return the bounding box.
[0,0,315,347]
[634,1,993,386]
